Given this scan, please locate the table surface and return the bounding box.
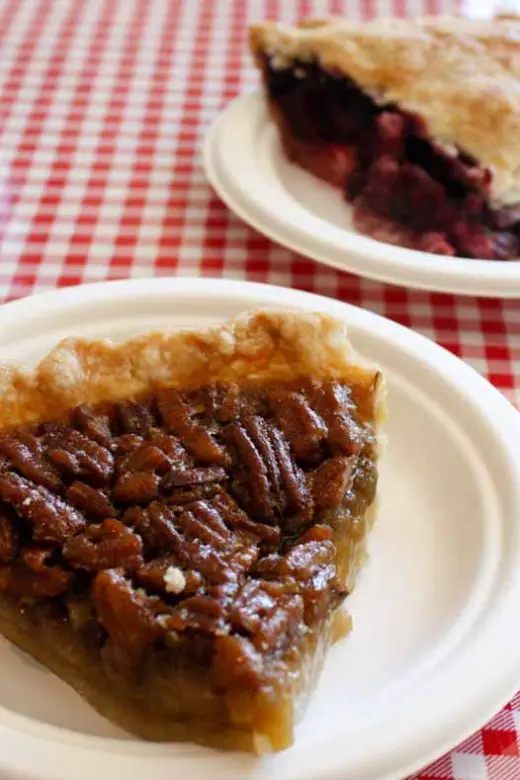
[1,1,520,778]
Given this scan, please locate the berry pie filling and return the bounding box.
[262,56,520,260]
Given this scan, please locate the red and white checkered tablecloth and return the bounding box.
[1,0,520,777]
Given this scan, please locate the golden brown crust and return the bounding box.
[0,309,381,429]
[249,14,520,205]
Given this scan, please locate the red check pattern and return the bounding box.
[0,1,519,777]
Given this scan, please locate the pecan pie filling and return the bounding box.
[260,56,520,260]
[0,376,378,750]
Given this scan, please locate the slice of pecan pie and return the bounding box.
[0,310,383,752]
[250,14,520,259]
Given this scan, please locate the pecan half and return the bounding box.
[312,455,353,510]
[112,471,159,504]
[267,424,312,524]
[63,519,143,572]
[136,557,202,596]
[225,422,274,519]
[167,483,221,506]
[229,579,304,652]
[241,415,282,503]
[176,501,233,549]
[157,388,229,466]
[93,569,165,668]
[166,594,227,635]
[161,465,226,491]
[132,503,237,585]
[66,481,115,518]
[227,416,312,530]
[0,546,71,599]
[0,471,85,543]
[267,388,327,461]
[115,434,144,455]
[212,492,281,545]
[123,443,171,474]
[0,434,61,491]
[149,433,189,464]
[255,533,346,624]
[43,424,114,486]
[309,382,363,455]
[116,400,154,435]
[126,502,183,553]
[72,404,114,449]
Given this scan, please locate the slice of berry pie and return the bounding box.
[0,310,383,752]
[250,14,520,259]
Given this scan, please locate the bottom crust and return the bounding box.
[0,502,376,753]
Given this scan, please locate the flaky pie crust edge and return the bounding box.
[0,309,384,430]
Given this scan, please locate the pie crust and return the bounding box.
[0,310,384,752]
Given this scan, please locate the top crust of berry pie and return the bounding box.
[0,310,382,430]
[250,14,520,206]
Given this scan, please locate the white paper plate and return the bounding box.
[204,94,520,298]
[1,277,520,780]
